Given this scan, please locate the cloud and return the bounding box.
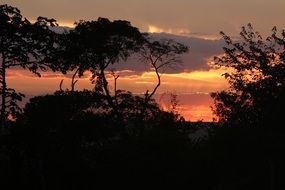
[148,25,191,36]
[9,26,224,76]
[7,67,227,122]
[7,69,66,79]
[111,33,225,74]
[147,24,222,40]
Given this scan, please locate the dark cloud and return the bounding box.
[5,30,225,78]
[50,27,225,75]
[111,33,225,74]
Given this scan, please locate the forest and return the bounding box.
[1,4,285,190]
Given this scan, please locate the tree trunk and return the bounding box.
[114,74,119,106]
[147,67,161,100]
[71,68,79,92]
[101,70,113,108]
[142,67,161,118]
[100,68,121,119]
[0,55,7,133]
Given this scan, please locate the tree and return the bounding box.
[0,4,60,130]
[60,18,145,110]
[139,38,188,113]
[211,24,285,129]
[210,24,285,189]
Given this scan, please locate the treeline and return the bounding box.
[0,4,188,129]
[1,4,285,190]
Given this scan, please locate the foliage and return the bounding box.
[59,18,145,92]
[0,4,60,127]
[8,88,199,188]
[209,24,285,189]
[18,89,162,139]
[211,24,285,129]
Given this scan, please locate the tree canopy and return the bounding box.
[211,24,285,130]
[60,18,145,91]
[0,4,60,129]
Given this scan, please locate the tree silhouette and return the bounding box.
[60,18,145,109]
[58,18,189,123]
[211,24,285,129]
[140,38,188,114]
[210,24,285,189]
[0,4,60,130]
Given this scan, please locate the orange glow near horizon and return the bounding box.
[57,21,76,28]
[157,94,215,122]
[147,24,221,40]
[181,105,214,122]
[7,68,228,121]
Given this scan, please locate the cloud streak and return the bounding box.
[111,33,225,74]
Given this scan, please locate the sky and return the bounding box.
[3,0,285,37]
[2,0,285,121]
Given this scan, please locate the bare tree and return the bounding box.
[140,38,188,107]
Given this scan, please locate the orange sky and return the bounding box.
[7,68,228,121]
[3,0,285,38]
[6,0,281,121]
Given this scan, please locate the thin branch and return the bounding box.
[71,67,80,91]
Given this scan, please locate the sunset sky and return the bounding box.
[2,0,285,121]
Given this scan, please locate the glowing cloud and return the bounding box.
[147,24,221,40]
[148,25,190,36]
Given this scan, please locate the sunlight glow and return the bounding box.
[148,25,165,33]
[7,68,228,121]
[57,21,75,28]
[148,25,190,36]
[147,24,221,40]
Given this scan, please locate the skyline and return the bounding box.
[2,1,285,121]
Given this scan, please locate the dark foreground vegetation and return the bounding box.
[1,4,285,190]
